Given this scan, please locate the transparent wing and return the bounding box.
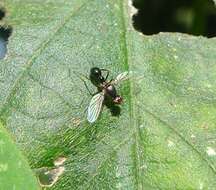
[87,92,104,123]
[112,71,129,85]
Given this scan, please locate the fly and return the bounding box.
[85,67,129,123]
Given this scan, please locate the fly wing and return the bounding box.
[87,92,104,123]
[112,71,129,85]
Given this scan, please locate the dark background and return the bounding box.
[133,0,216,37]
[0,1,215,59]
[0,8,12,59]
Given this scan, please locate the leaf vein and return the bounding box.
[119,1,143,189]
[0,1,89,116]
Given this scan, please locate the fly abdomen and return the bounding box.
[113,96,123,104]
[105,85,118,98]
[106,85,123,104]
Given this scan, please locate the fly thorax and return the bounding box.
[90,76,103,87]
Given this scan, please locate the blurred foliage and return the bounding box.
[0,122,39,189]
[133,0,216,37]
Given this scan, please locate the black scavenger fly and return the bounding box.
[84,67,129,123]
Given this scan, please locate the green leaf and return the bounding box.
[0,122,39,190]
[0,0,216,189]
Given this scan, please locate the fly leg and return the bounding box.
[79,78,99,96]
[68,68,97,96]
[82,79,96,96]
[101,69,109,81]
[109,79,114,83]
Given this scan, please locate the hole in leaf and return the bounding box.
[132,0,216,37]
[36,166,65,188]
[0,8,12,59]
[35,157,66,188]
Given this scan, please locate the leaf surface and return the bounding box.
[0,0,216,189]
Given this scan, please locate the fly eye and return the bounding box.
[94,70,101,76]
[90,67,102,78]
